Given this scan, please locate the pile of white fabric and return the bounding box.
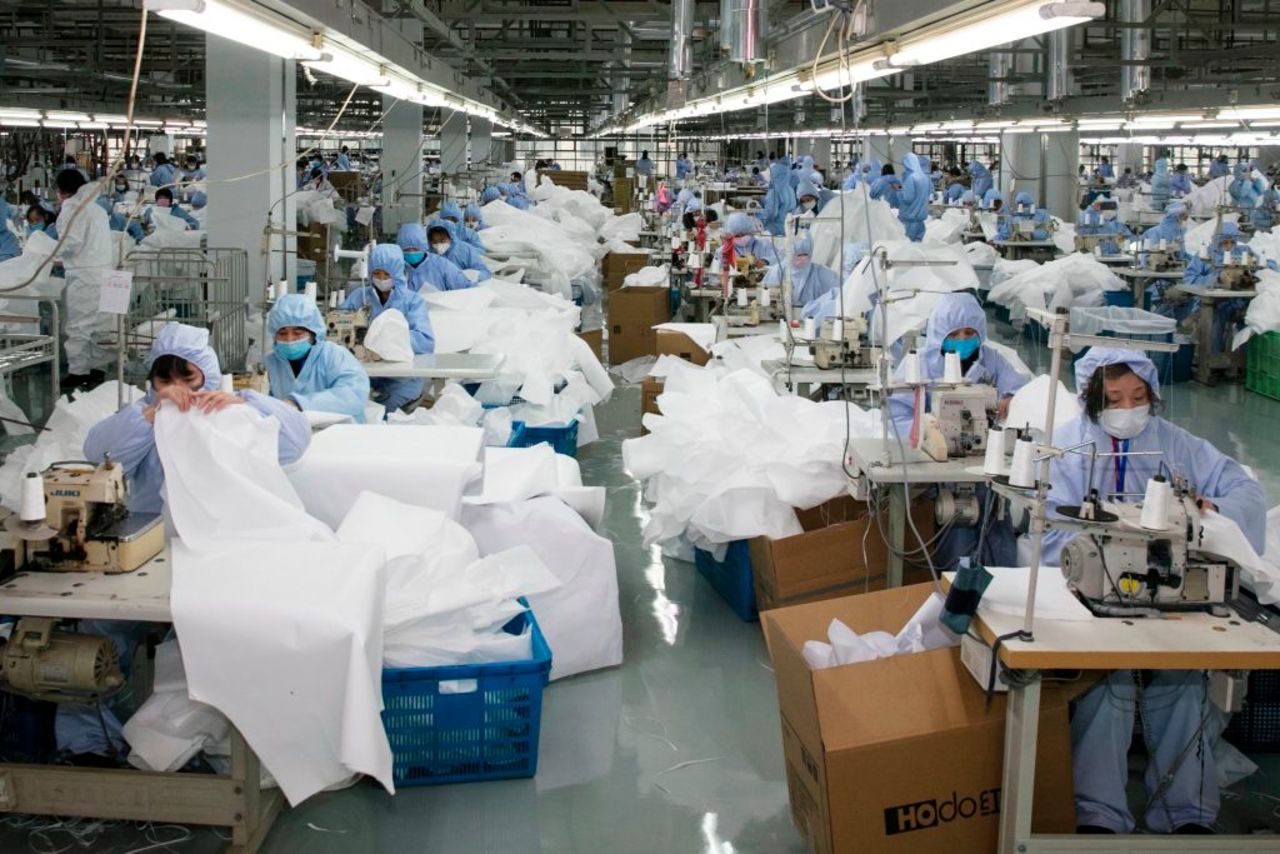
[0,230,59,293]
[1235,267,1280,348]
[600,212,643,245]
[986,253,1123,323]
[1183,213,1238,257]
[479,200,599,300]
[807,187,906,271]
[802,593,956,670]
[622,357,884,558]
[389,381,514,446]
[295,188,347,231]
[1183,176,1234,218]
[622,265,669,288]
[924,209,969,244]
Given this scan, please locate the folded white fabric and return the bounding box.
[124,639,230,773]
[363,308,414,362]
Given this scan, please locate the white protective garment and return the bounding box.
[465,444,606,530]
[1004,375,1079,438]
[123,638,230,773]
[363,307,414,362]
[56,182,116,374]
[286,424,484,525]
[801,593,957,670]
[806,187,907,271]
[0,229,58,295]
[1236,270,1280,349]
[462,495,623,681]
[986,252,1120,324]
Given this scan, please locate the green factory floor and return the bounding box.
[2,316,1279,851]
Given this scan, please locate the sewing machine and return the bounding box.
[1143,242,1185,273]
[929,382,998,458]
[325,305,371,361]
[4,462,163,575]
[1217,252,1259,290]
[809,316,879,370]
[1074,232,1112,253]
[233,367,270,395]
[1056,484,1234,617]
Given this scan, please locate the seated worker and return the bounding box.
[1151,158,1172,211]
[479,186,502,205]
[722,211,778,267]
[1228,163,1264,215]
[307,167,339,201]
[189,191,208,229]
[146,187,200,231]
[1255,185,1280,232]
[1178,221,1253,351]
[982,188,1004,213]
[869,164,901,208]
[66,323,309,763]
[1042,347,1264,837]
[438,200,483,248]
[397,223,473,292]
[888,293,1029,569]
[265,294,371,423]
[26,200,58,238]
[95,194,145,244]
[464,203,488,232]
[1116,167,1138,189]
[426,220,492,281]
[762,233,840,307]
[341,244,435,414]
[997,191,1051,240]
[968,160,993,198]
[1076,199,1133,255]
[944,169,967,202]
[1170,163,1193,197]
[793,179,831,216]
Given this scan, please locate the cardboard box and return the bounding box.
[607,286,670,364]
[542,169,589,192]
[296,223,328,262]
[640,376,663,435]
[763,584,1076,854]
[577,328,603,361]
[655,329,710,366]
[603,251,651,291]
[749,497,935,612]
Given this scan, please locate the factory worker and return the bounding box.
[1094,156,1115,180]
[1041,348,1263,837]
[149,152,177,189]
[189,191,208,229]
[464,203,487,231]
[69,323,309,762]
[265,294,370,423]
[439,200,483,248]
[761,233,840,307]
[1209,154,1230,180]
[1176,222,1252,350]
[751,166,767,187]
[1228,162,1264,212]
[929,161,944,190]
[790,155,813,190]
[888,292,1028,567]
[869,165,901,208]
[944,170,966,203]
[1139,201,1189,257]
[147,187,200,231]
[636,150,654,177]
[341,244,435,413]
[308,167,339,201]
[94,194,145,244]
[0,199,20,262]
[1170,163,1193,197]
[996,191,1051,240]
[968,160,993,198]
[1076,199,1132,256]
[1150,158,1171,211]
[793,179,830,217]
[723,211,778,266]
[426,220,491,281]
[982,188,1004,212]
[897,153,932,242]
[1254,185,1280,232]
[500,183,532,211]
[26,200,58,238]
[54,170,115,386]
[761,161,796,236]
[480,186,502,204]
[181,154,205,183]
[336,145,353,171]
[1116,167,1138,190]
[675,152,692,179]
[397,223,473,292]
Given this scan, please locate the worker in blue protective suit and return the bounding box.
[1254,186,1280,232]
[480,186,502,205]
[1208,155,1230,180]
[761,233,841,307]
[341,244,434,413]
[464,203,487,232]
[438,199,483,248]
[945,179,966,203]
[997,192,1051,240]
[1139,201,1189,259]
[336,146,353,171]
[426,220,491,281]
[887,293,1028,569]
[265,294,370,423]
[793,179,832,216]
[723,211,778,266]
[25,201,58,239]
[397,223,473,292]
[1151,158,1172,212]
[1076,199,1133,255]
[1228,163,1264,214]
[637,150,654,176]
[1178,221,1253,352]
[869,165,901,208]
[148,153,177,189]
[761,161,797,236]
[1042,347,1263,836]
[1095,157,1115,180]
[0,199,21,262]
[968,160,993,198]
[897,153,932,242]
[983,188,1004,213]
[929,162,944,191]
[95,195,145,244]
[146,187,200,231]
[68,323,310,763]
[1170,163,1193,197]
[675,153,692,179]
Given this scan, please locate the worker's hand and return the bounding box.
[1196,497,1219,514]
[192,390,246,414]
[152,383,199,414]
[997,395,1012,422]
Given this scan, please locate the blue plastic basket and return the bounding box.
[381,608,553,787]
[507,420,580,457]
[1104,290,1136,307]
[505,421,527,448]
[694,541,758,622]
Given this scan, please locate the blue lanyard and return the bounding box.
[1112,436,1130,497]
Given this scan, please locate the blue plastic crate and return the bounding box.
[1103,290,1135,307]
[508,420,580,457]
[694,541,758,622]
[505,421,527,448]
[381,607,553,787]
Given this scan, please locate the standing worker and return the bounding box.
[898,154,932,242]
[55,170,115,388]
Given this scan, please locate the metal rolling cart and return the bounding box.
[0,296,60,423]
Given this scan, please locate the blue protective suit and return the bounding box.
[1151,158,1172,211]
[723,212,779,265]
[426,219,491,281]
[1170,171,1193,197]
[637,156,654,176]
[264,294,370,423]
[1177,222,1252,350]
[95,197,144,243]
[761,234,841,306]
[793,179,832,216]
[0,200,21,261]
[149,162,177,189]
[336,152,352,171]
[1209,158,1230,180]
[1076,206,1133,255]
[982,188,1004,211]
[762,162,797,236]
[944,182,966,203]
[897,154,931,242]
[498,184,531,211]
[464,203,488,230]
[996,192,1050,240]
[1254,188,1280,231]
[1042,347,1263,834]
[1096,162,1115,179]
[342,245,434,412]
[888,293,1028,569]
[675,157,692,179]
[1228,164,1264,212]
[869,172,901,208]
[480,187,502,204]
[440,200,483,248]
[968,161,993,198]
[397,223,474,292]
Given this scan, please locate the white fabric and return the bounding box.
[0,230,58,292]
[124,639,230,773]
[806,187,907,271]
[363,307,414,362]
[801,594,958,670]
[1237,270,1280,348]
[622,266,669,288]
[1005,375,1079,438]
[1183,176,1234,219]
[465,445,606,530]
[1198,509,1280,605]
[986,253,1120,323]
[978,566,1095,621]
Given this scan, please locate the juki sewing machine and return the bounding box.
[809,316,879,370]
[929,382,998,458]
[1074,232,1111,253]
[325,305,371,361]
[1216,251,1260,290]
[1143,241,1185,273]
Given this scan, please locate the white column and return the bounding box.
[381,94,424,237]
[439,110,468,173]
[205,35,295,301]
[867,134,892,165]
[471,117,493,168]
[1044,131,1079,220]
[1114,143,1143,179]
[999,131,1040,201]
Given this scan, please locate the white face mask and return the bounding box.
[432,243,450,255]
[372,275,393,292]
[1099,406,1150,440]
[801,200,816,212]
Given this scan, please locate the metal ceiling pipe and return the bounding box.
[988,51,1010,106]
[1120,0,1151,101]
[719,0,735,54]
[1047,28,1072,101]
[669,0,694,79]
[729,0,762,65]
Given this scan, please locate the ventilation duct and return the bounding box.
[1120,0,1150,101]
[1047,29,1072,101]
[669,0,694,80]
[988,51,1010,106]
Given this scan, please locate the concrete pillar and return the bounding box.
[439,110,468,173]
[1114,143,1143,179]
[471,117,493,167]
[999,131,1040,201]
[205,35,295,301]
[381,94,424,236]
[1044,131,1080,220]
[867,134,892,165]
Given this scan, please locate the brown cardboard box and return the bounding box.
[607,286,670,364]
[296,223,328,262]
[577,328,603,361]
[602,251,651,291]
[640,376,663,435]
[542,169,589,192]
[763,584,1076,854]
[749,497,935,612]
[655,329,710,366]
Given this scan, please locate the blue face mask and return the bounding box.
[29,224,45,233]
[942,335,981,361]
[403,250,425,266]
[274,338,312,362]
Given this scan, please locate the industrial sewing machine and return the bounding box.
[1008,216,1056,242]
[1056,479,1235,617]
[929,382,998,458]
[809,316,879,370]
[1143,241,1185,273]
[233,367,270,395]
[325,305,371,361]
[1073,232,1111,253]
[1216,251,1260,290]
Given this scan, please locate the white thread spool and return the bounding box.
[274,279,288,300]
[19,472,45,523]
[304,280,317,302]
[1094,244,1102,258]
[760,286,771,308]
[1159,238,1168,251]
[671,235,682,250]
[689,251,702,270]
[220,374,235,394]
[802,317,818,339]
[830,319,843,340]
[328,291,339,308]
[983,427,1006,476]
[779,319,788,339]
[687,239,697,254]
[1140,475,1172,530]
[1009,436,1037,488]
[736,288,749,308]
[903,350,922,385]
[337,288,347,304]
[943,351,963,383]
[709,255,722,274]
